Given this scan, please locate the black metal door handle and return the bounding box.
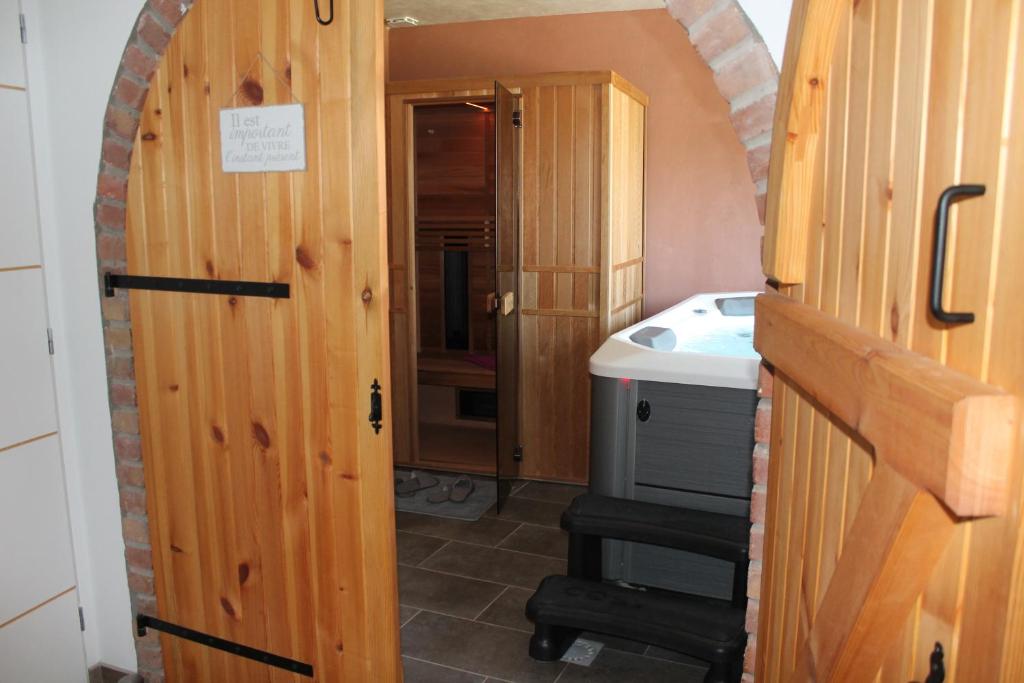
[930,184,985,324]
[369,379,382,434]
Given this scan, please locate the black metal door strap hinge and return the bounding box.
[924,642,945,683]
[369,379,383,434]
[104,273,289,299]
[136,614,313,677]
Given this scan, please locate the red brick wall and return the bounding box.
[95,2,194,680]
[94,2,778,680]
[745,364,774,680]
[666,0,779,223]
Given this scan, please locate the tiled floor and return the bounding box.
[397,480,710,682]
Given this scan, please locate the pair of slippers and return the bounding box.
[395,471,475,504]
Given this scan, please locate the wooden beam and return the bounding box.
[763,0,846,284]
[791,461,956,682]
[754,293,1017,517]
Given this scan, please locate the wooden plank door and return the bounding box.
[123,1,399,681]
[0,1,87,678]
[494,80,521,508]
[757,1,1024,680]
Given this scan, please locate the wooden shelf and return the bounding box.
[417,355,496,390]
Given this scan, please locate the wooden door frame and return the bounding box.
[90,1,398,679]
[386,87,513,474]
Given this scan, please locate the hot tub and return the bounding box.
[589,292,761,599]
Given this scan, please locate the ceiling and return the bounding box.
[384,0,666,27]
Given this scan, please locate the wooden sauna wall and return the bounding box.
[519,80,646,482]
[413,104,496,354]
[603,86,647,336]
[758,2,1024,680]
[387,73,647,482]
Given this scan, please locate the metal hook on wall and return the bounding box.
[313,0,334,25]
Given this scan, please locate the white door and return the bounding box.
[0,1,87,681]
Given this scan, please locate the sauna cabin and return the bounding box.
[387,71,647,485]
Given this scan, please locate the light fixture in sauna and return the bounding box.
[385,15,420,27]
[465,102,491,112]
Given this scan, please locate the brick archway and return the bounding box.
[93,1,778,678]
[666,0,780,224]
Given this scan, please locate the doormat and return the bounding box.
[394,470,497,521]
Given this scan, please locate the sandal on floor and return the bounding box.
[395,471,439,497]
[448,476,475,504]
[427,484,452,504]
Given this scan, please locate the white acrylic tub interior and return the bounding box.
[590,291,762,390]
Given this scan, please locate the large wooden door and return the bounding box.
[123,1,399,681]
[494,80,521,506]
[757,1,1024,680]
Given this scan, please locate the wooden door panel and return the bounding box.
[0,436,76,624]
[0,0,23,88]
[495,80,520,502]
[0,269,58,448]
[0,90,42,270]
[760,1,1024,680]
[0,591,86,683]
[126,1,398,681]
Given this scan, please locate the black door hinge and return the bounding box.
[368,379,383,434]
[513,445,523,462]
[47,328,54,355]
[512,110,522,129]
[78,606,85,631]
[924,642,945,683]
[19,13,26,44]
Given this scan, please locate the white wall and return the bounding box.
[736,0,792,69]
[20,0,143,671]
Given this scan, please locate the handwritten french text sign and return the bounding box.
[219,103,306,173]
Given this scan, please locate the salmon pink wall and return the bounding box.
[388,9,766,314]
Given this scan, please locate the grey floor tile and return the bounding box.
[399,565,507,619]
[422,541,566,590]
[397,531,448,566]
[402,611,566,683]
[476,586,535,633]
[512,481,586,506]
[487,497,565,528]
[398,511,521,546]
[498,524,568,560]
[558,647,707,683]
[399,605,421,627]
[402,656,487,682]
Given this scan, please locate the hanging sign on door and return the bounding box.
[219,103,306,173]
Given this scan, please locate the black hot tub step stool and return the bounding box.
[524,494,751,683]
[562,494,751,564]
[526,576,745,682]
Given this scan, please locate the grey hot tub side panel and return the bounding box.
[589,377,756,600]
[634,382,757,499]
